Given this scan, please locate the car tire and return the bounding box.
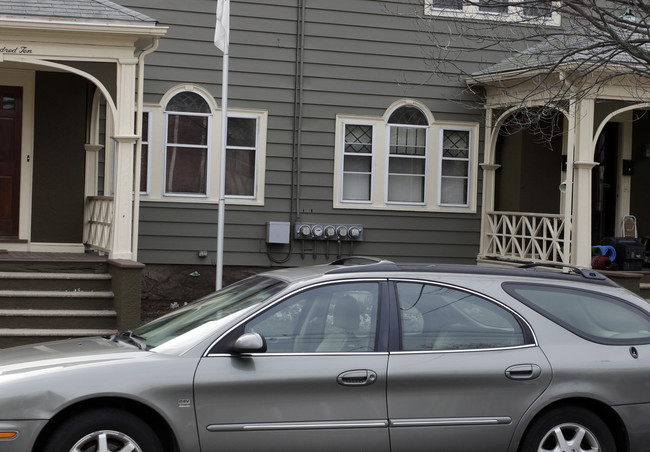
[42,408,164,452]
[520,406,616,452]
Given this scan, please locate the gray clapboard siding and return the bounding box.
[124,0,487,268]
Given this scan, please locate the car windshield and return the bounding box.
[134,275,287,350]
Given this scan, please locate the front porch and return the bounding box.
[474,67,650,275]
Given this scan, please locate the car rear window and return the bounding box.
[503,283,650,344]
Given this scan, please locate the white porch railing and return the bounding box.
[484,211,568,264]
[84,196,114,254]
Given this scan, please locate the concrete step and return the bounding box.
[0,271,112,291]
[0,328,116,348]
[0,309,117,329]
[0,269,117,348]
[0,290,114,310]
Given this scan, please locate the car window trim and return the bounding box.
[388,278,538,353]
[204,278,390,357]
[502,281,650,346]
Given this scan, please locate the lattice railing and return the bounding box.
[484,211,568,263]
[84,196,114,253]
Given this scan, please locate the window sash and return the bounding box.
[165,146,208,195]
[387,125,427,204]
[226,116,259,198]
[439,128,471,206]
[140,111,151,194]
[164,110,211,196]
[342,123,374,203]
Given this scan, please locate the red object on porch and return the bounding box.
[592,255,612,270]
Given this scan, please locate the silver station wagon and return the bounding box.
[2,257,650,452]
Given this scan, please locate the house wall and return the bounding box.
[31,72,88,243]
[121,0,508,268]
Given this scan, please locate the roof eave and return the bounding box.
[0,15,167,38]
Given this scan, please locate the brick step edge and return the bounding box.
[0,290,114,298]
[0,309,116,317]
[0,328,116,337]
[0,272,111,280]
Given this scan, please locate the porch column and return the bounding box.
[571,98,597,267]
[479,107,499,258]
[110,59,138,260]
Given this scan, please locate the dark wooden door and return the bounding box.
[0,86,22,237]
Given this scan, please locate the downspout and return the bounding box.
[132,37,160,261]
[294,0,306,222]
[268,0,305,264]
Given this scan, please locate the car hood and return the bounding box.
[0,336,145,379]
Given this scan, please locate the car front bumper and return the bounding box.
[0,420,47,452]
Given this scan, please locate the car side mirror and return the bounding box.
[231,332,267,354]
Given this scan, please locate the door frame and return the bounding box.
[0,69,35,245]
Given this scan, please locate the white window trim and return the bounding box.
[338,119,376,205]
[140,85,267,206]
[424,0,561,26]
[334,114,479,213]
[225,112,263,201]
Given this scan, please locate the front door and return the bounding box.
[0,86,22,237]
[194,280,390,452]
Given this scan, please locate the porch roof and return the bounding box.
[471,31,650,81]
[0,0,156,24]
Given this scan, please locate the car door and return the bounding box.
[193,280,390,452]
[387,280,552,452]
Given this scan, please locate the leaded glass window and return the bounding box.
[440,129,471,206]
[342,124,373,202]
[430,0,463,10]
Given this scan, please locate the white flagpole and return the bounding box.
[215,0,230,290]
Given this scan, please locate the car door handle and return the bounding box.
[505,364,542,380]
[337,370,378,386]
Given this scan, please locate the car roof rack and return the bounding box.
[325,257,613,285]
[518,262,607,280]
[326,256,400,274]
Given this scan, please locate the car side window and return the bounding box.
[503,283,650,344]
[396,282,526,351]
[244,282,380,353]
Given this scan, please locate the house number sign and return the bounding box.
[0,45,33,54]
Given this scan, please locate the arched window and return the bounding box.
[164,91,211,195]
[387,106,429,204]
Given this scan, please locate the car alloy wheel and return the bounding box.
[520,406,616,452]
[68,430,142,452]
[537,422,600,452]
[42,408,163,452]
